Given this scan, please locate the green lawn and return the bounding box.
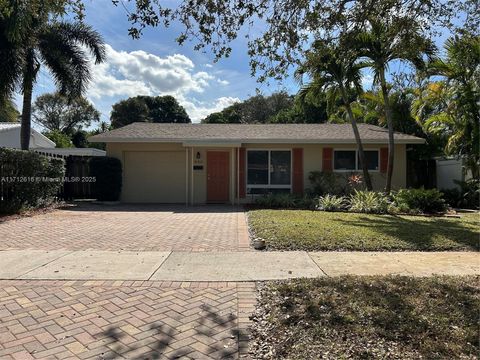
[248,210,479,251]
[250,276,479,359]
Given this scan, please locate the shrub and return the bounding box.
[254,193,314,209]
[442,179,480,209]
[89,157,122,201]
[393,188,447,214]
[317,194,346,211]
[0,148,65,213]
[308,171,346,196]
[441,188,463,208]
[348,190,390,214]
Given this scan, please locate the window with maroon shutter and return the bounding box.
[292,148,303,194]
[322,147,333,172]
[380,148,388,173]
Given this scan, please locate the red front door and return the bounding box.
[207,151,230,203]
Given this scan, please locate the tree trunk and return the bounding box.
[340,86,373,191]
[20,48,35,150]
[379,71,394,193]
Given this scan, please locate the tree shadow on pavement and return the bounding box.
[98,303,239,359]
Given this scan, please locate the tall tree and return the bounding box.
[0,3,105,149]
[414,34,480,178]
[0,98,20,122]
[353,17,435,192]
[110,95,190,128]
[33,92,100,134]
[295,40,373,190]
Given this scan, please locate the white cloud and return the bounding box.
[86,44,236,123]
[88,45,218,98]
[179,96,240,122]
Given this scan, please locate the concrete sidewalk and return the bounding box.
[0,250,478,281]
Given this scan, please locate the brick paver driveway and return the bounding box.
[0,280,255,359]
[0,204,250,252]
[0,205,255,359]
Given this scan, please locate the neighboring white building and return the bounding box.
[436,157,472,190]
[0,122,55,149]
[0,122,105,157]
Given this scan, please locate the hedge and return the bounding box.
[0,148,65,214]
[89,157,122,201]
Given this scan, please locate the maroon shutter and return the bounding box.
[292,148,304,195]
[322,147,333,172]
[238,148,246,198]
[380,147,388,173]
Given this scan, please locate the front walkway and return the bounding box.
[0,204,250,252]
[1,250,477,281]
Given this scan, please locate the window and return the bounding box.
[247,150,291,193]
[333,150,379,171]
[359,151,379,171]
[334,151,356,170]
[270,151,291,185]
[247,151,268,185]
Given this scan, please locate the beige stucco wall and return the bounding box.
[106,142,407,204]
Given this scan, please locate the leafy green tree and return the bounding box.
[110,95,190,128]
[414,34,480,178]
[295,40,373,190]
[110,97,149,128]
[33,93,100,134]
[0,98,20,122]
[353,17,435,193]
[43,130,72,148]
[72,130,88,148]
[270,93,328,124]
[201,92,293,124]
[0,3,106,149]
[202,103,241,124]
[86,122,111,150]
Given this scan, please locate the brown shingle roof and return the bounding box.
[89,122,425,144]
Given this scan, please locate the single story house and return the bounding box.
[89,122,425,204]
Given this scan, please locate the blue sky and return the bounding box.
[21,0,298,126]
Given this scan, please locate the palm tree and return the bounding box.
[1,15,105,149]
[413,34,480,179]
[296,40,373,190]
[353,18,435,193]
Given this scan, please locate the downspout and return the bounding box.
[185,147,188,206]
[237,147,240,206]
[191,147,194,205]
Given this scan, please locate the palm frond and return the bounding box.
[37,21,105,98]
[47,22,106,64]
[0,20,25,98]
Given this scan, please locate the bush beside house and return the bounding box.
[256,171,450,215]
[0,148,64,213]
[89,157,122,201]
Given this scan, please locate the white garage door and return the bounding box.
[123,151,186,203]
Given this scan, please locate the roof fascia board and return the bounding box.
[89,137,425,144]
